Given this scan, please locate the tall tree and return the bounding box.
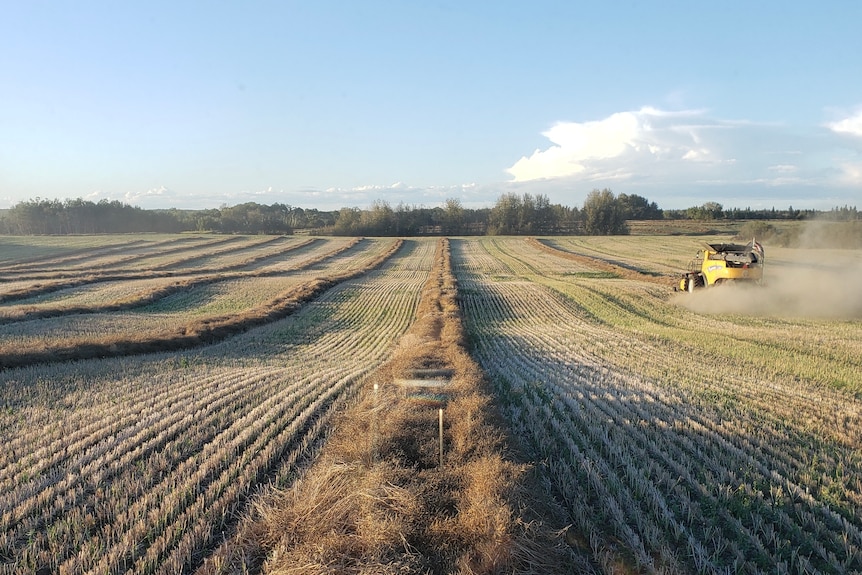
[583,188,628,235]
[442,198,465,235]
[488,193,521,235]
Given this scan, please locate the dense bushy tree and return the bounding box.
[332,207,362,235]
[0,198,185,234]
[330,201,442,236]
[686,201,724,220]
[487,192,565,235]
[618,193,663,220]
[0,199,344,235]
[583,189,629,235]
[220,202,290,234]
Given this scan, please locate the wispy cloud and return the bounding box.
[133,186,176,202]
[85,186,179,206]
[321,182,480,208]
[838,162,862,185]
[75,183,486,212]
[825,109,862,187]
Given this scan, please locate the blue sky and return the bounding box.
[2,1,861,212]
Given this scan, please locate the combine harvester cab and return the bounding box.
[677,239,765,292]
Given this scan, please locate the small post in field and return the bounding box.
[438,408,444,468]
[371,383,379,465]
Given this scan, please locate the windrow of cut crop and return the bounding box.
[0,239,435,575]
[0,234,311,278]
[144,235,295,273]
[0,239,400,369]
[0,238,351,323]
[0,237,175,272]
[0,236,242,279]
[0,236,330,306]
[452,237,862,574]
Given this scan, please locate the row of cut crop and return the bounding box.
[0,239,399,367]
[0,236,193,270]
[0,235,315,278]
[0,236,339,307]
[0,238,355,319]
[0,236,241,278]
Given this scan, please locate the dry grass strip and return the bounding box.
[196,238,583,574]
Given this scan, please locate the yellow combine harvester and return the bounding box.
[677,239,765,292]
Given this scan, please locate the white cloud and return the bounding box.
[322,182,482,209]
[507,111,640,181]
[87,186,179,207]
[136,186,175,199]
[349,182,408,193]
[502,106,862,210]
[829,110,862,137]
[506,107,727,182]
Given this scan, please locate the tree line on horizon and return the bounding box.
[0,190,857,236]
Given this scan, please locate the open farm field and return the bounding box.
[0,236,399,368]
[0,234,434,574]
[0,233,861,574]
[453,236,862,573]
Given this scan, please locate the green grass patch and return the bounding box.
[565,271,620,279]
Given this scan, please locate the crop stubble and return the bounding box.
[0,236,431,574]
[452,236,862,573]
[0,234,860,574]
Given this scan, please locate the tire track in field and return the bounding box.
[527,237,672,284]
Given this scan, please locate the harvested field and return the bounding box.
[0,235,428,574]
[0,233,860,574]
[453,236,862,573]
